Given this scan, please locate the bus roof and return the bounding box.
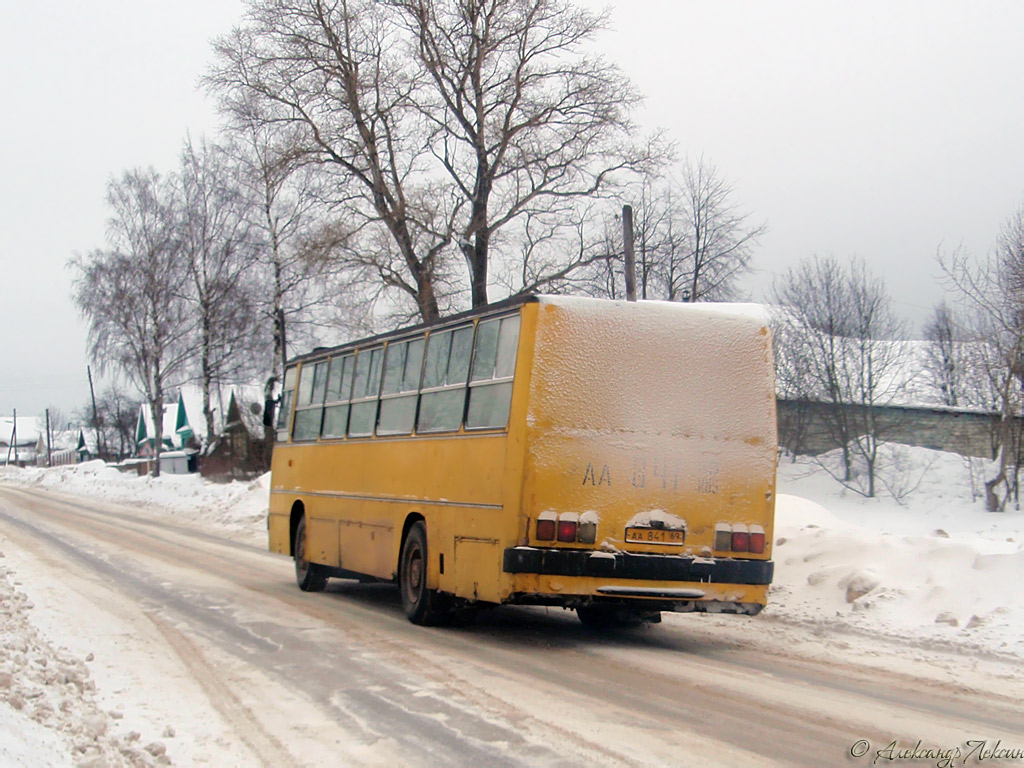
[289,294,539,366]
[288,294,770,366]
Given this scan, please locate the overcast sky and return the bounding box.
[2,0,1023,420]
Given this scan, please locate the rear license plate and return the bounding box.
[625,527,685,545]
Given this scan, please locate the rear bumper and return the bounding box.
[503,547,773,585]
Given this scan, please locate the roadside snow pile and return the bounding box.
[773,446,1024,657]
[0,555,165,768]
[0,462,268,537]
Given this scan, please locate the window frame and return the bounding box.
[276,365,298,441]
[465,314,521,431]
[416,324,474,434]
[378,336,426,436]
[320,353,355,439]
[347,346,384,438]
[292,359,329,442]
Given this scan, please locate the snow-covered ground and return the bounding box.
[4,448,1023,660]
[0,461,269,544]
[1,445,1023,764]
[772,446,1024,659]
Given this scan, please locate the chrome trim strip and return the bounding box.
[596,586,707,598]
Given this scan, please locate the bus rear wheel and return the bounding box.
[294,516,328,592]
[399,521,449,625]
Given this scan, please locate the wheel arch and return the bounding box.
[288,500,306,557]
[398,511,426,570]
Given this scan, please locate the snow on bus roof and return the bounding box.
[535,295,770,325]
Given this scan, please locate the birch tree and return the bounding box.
[226,117,372,449]
[69,169,192,477]
[179,136,260,445]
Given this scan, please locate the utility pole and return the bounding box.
[623,205,637,302]
[5,409,14,465]
[45,408,52,467]
[88,365,104,459]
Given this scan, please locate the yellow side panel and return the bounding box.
[269,432,518,583]
[453,537,503,603]
[268,513,289,555]
[308,516,339,565]
[339,518,394,577]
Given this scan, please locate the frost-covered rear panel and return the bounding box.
[524,297,777,555]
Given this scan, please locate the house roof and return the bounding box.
[0,416,43,447]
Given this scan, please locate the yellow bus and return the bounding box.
[268,295,777,626]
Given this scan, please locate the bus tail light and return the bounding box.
[749,526,766,554]
[731,525,749,553]
[557,519,578,542]
[716,523,767,554]
[577,516,597,544]
[536,512,557,541]
[714,523,732,552]
[535,512,595,544]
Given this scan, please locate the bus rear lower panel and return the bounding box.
[504,547,771,615]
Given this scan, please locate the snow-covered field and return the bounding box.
[1,446,1022,765]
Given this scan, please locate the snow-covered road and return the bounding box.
[2,484,1022,767]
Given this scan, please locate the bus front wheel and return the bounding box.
[399,521,449,625]
[294,516,328,592]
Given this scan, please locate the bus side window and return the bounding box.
[379,337,425,435]
[466,315,520,429]
[348,347,384,437]
[418,326,473,433]
[276,366,298,440]
[321,354,354,438]
[293,360,328,441]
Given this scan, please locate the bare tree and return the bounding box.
[209,0,463,320]
[69,169,193,477]
[578,159,764,303]
[923,302,966,407]
[178,136,261,445]
[491,201,618,297]
[772,255,908,497]
[78,387,141,461]
[671,157,765,302]
[225,117,376,452]
[939,204,1024,511]
[207,0,656,319]
[392,0,656,306]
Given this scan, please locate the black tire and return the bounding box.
[399,521,449,625]
[294,516,328,592]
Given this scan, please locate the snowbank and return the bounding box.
[1,461,268,541]
[0,559,165,767]
[774,446,1024,657]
